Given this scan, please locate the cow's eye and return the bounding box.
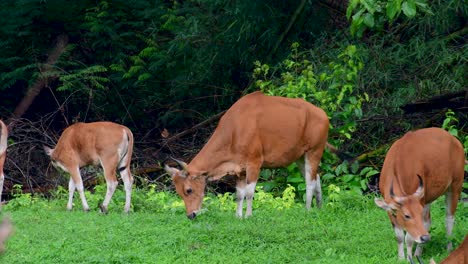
[186,188,193,195]
[404,214,411,220]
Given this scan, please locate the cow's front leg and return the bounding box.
[244,163,260,217]
[235,179,246,218]
[405,232,415,261]
[393,225,405,260]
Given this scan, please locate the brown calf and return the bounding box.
[44,122,134,213]
[375,127,464,261]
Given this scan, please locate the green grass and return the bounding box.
[0,191,466,264]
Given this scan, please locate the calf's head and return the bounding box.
[165,159,206,219]
[375,175,430,243]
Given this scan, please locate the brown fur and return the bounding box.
[439,234,468,264]
[375,127,464,259]
[166,91,330,218]
[45,122,134,213]
[430,235,468,264]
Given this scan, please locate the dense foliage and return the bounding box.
[0,0,466,196]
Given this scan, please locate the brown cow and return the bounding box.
[375,127,464,261]
[165,91,330,219]
[0,120,7,202]
[430,234,468,264]
[44,122,134,213]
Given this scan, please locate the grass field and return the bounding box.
[0,190,466,264]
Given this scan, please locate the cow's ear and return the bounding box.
[165,165,185,179]
[43,145,54,156]
[374,198,397,211]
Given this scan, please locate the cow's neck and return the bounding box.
[189,130,237,180]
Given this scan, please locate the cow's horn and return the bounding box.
[171,157,188,171]
[413,175,424,199]
[389,180,406,204]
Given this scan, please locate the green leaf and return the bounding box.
[287,177,304,183]
[386,0,399,20]
[346,0,360,19]
[343,174,355,183]
[402,0,416,18]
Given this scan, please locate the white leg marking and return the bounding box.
[73,168,89,211]
[67,178,76,210]
[245,182,256,217]
[102,179,118,209]
[236,185,246,218]
[446,215,454,251]
[394,226,405,260]
[120,169,133,213]
[445,191,455,252]
[315,174,322,208]
[405,232,415,260]
[304,154,316,210]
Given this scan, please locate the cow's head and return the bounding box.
[165,159,206,219]
[375,175,430,244]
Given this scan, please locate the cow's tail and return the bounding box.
[118,127,134,172]
[325,142,353,161]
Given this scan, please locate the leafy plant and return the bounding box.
[322,162,379,195]
[346,0,433,37]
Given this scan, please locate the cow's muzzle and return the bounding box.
[419,234,431,243]
[187,212,197,220]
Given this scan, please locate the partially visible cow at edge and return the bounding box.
[375,127,464,261]
[165,91,330,219]
[0,120,8,203]
[430,234,468,264]
[44,122,134,213]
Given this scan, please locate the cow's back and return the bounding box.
[53,122,126,165]
[217,91,329,167]
[379,127,464,203]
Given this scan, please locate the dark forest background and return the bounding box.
[0,0,466,198]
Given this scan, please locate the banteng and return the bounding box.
[375,127,464,261]
[165,91,330,219]
[44,122,134,213]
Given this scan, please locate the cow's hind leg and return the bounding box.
[304,150,323,209]
[100,156,119,214]
[118,156,133,213]
[415,204,431,256]
[445,186,461,252]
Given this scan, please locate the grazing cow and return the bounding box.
[44,122,134,213]
[0,120,7,202]
[165,91,330,219]
[375,127,464,261]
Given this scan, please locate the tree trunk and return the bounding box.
[12,35,69,118]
